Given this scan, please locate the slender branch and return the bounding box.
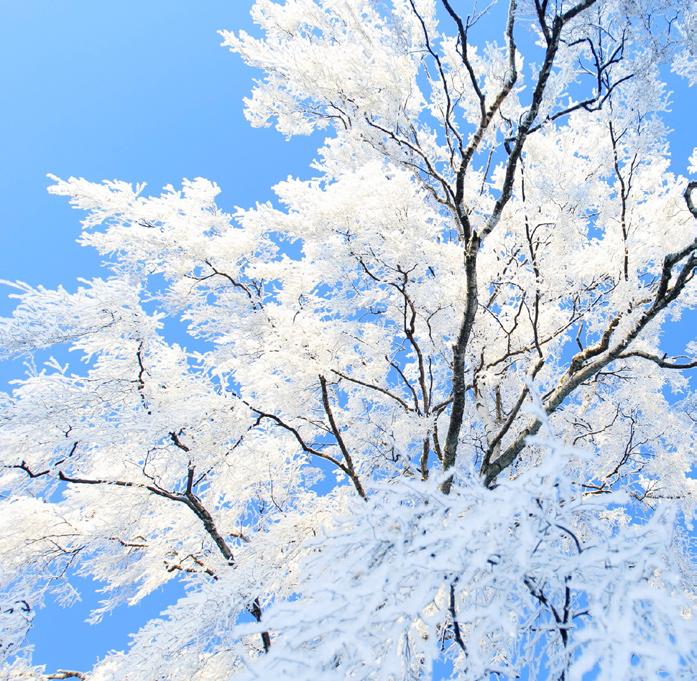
[56,470,235,563]
[245,403,352,476]
[56,465,273,650]
[617,351,696,369]
[440,0,486,119]
[388,356,422,413]
[480,358,544,476]
[449,581,468,654]
[408,0,463,161]
[319,375,366,499]
[482,1,599,242]
[331,368,415,412]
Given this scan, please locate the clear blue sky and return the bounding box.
[0,1,693,675]
[0,1,321,303]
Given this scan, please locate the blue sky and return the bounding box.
[0,1,320,301]
[0,0,694,675]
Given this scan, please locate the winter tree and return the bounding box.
[1,0,696,679]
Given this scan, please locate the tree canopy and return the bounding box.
[1,1,696,679]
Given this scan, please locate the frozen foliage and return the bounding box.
[232,425,696,680]
[1,1,696,679]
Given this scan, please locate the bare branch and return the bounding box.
[331,368,415,412]
[319,375,366,499]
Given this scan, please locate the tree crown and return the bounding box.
[1,1,696,679]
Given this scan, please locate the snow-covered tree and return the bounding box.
[2,1,696,679]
